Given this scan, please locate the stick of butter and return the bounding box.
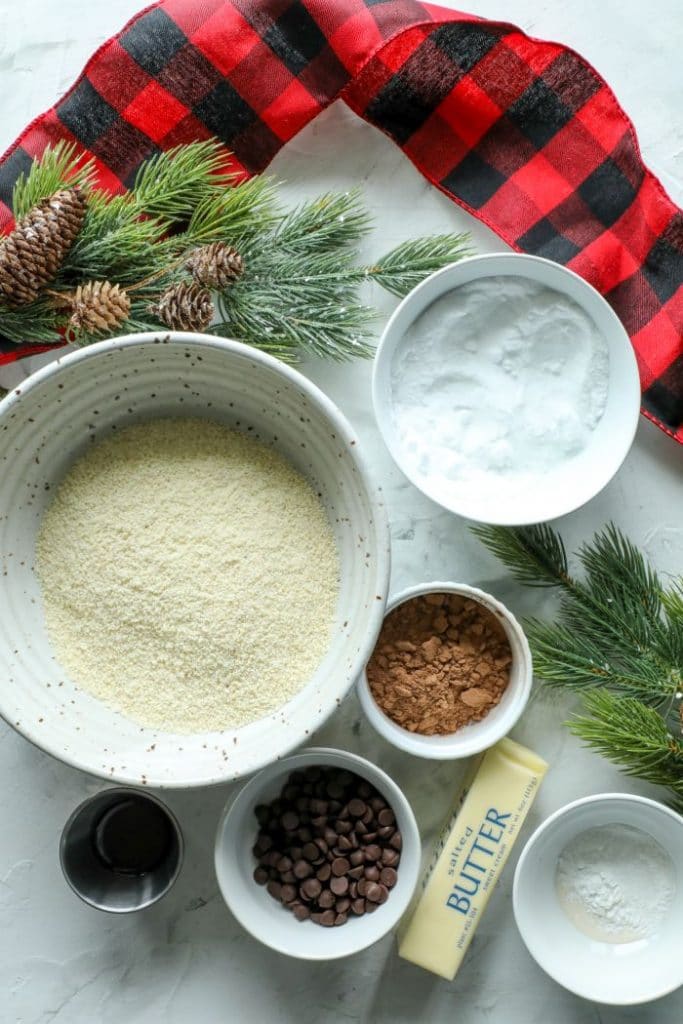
[398,737,548,980]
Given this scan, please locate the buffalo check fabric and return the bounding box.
[0,2,681,443]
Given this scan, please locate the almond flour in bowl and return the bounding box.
[35,418,340,733]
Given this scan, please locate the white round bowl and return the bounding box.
[0,334,390,787]
[514,794,683,1004]
[373,253,640,525]
[356,581,532,759]
[214,747,420,960]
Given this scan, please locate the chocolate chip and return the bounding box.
[357,878,369,897]
[335,897,351,913]
[351,898,366,915]
[319,888,335,908]
[280,870,295,884]
[348,798,366,817]
[350,849,364,866]
[364,844,382,861]
[323,827,338,847]
[377,826,395,840]
[381,848,399,866]
[267,880,282,901]
[380,867,398,888]
[335,820,353,835]
[280,884,297,904]
[292,903,310,921]
[310,912,322,924]
[253,866,269,885]
[302,842,319,862]
[349,881,358,898]
[334,912,348,926]
[348,865,364,880]
[365,883,382,903]
[293,860,313,880]
[365,899,379,913]
[297,827,313,843]
[364,865,380,881]
[320,910,336,926]
[314,837,328,855]
[331,857,350,876]
[358,782,372,799]
[355,820,367,836]
[254,834,272,854]
[326,781,344,800]
[361,807,374,826]
[390,832,402,851]
[316,863,332,882]
[301,878,322,900]
[336,834,353,851]
[359,832,378,844]
[370,797,387,814]
[377,808,395,827]
[330,875,349,896]
[311,816,327,831]
[276,856,292,873]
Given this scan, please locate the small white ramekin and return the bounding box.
[356,581,532,759]
[513,794,683,1004]
[214,747,420,961]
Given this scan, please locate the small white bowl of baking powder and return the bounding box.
[373,253,640,524]
[513,794,683,1004]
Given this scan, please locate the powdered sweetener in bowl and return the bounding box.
[373,253,640,525]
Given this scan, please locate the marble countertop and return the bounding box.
[0,1,681,1021]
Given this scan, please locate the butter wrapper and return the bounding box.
[398,737,548,980]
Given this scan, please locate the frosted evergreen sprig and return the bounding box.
[0,140,472,361]
[474,522,683,810]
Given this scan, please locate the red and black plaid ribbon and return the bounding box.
[1,0,681,443]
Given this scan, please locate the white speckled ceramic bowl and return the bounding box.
[373,253,641,525]
[514,794,683,1004]
[356,581,532,758]
[0,334,390,787]
[215,747,420,960]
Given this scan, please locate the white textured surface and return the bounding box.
[0,1,681,1021]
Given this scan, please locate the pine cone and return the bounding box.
[186,243,244,290]
[0,188,87,307]
[68,280,131,338]
[151,281,214,332]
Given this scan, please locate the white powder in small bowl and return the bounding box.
[390,276,609,504]
[35,418,340,734]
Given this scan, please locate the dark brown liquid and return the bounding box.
[93,797,173,875]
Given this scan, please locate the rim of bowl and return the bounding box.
[356,581,533,759]
[0,332,391,787]
[371,252,641,526]
[59,786,184,913]
[513,793,683,1005]
[214,746,421,960]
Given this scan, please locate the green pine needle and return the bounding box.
[131,140,234,222]
[475,522,683,810]
[367,233,473,297]
[12,141,96,219]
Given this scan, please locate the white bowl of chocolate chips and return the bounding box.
[214,747,420,959]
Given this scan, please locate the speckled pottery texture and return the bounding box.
[0,333,391,788]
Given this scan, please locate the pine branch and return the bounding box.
[12,142,96,218]
[366,233,473,297]
[471,523,570,588]
[570,692,683,811]
[131,140,233,223]
[0,141,473,358]
[475,522,683,810]
[272,190,372,255]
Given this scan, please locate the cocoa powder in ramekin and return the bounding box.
[366,592,512,735]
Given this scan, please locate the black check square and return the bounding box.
[541,52,601,114]
[366,74,434,145]
[120,8,188,78]
[263,2,326,76]
[57,78,118,148]
[193,81,256,143]
[442,152,506,209]
[508,77,574,150]
[643,355,683,429]
[578,156,639,228]
[518,217,581,264]
[431,22,500,73]
[0,146,33,209]
[643,234,681,305]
